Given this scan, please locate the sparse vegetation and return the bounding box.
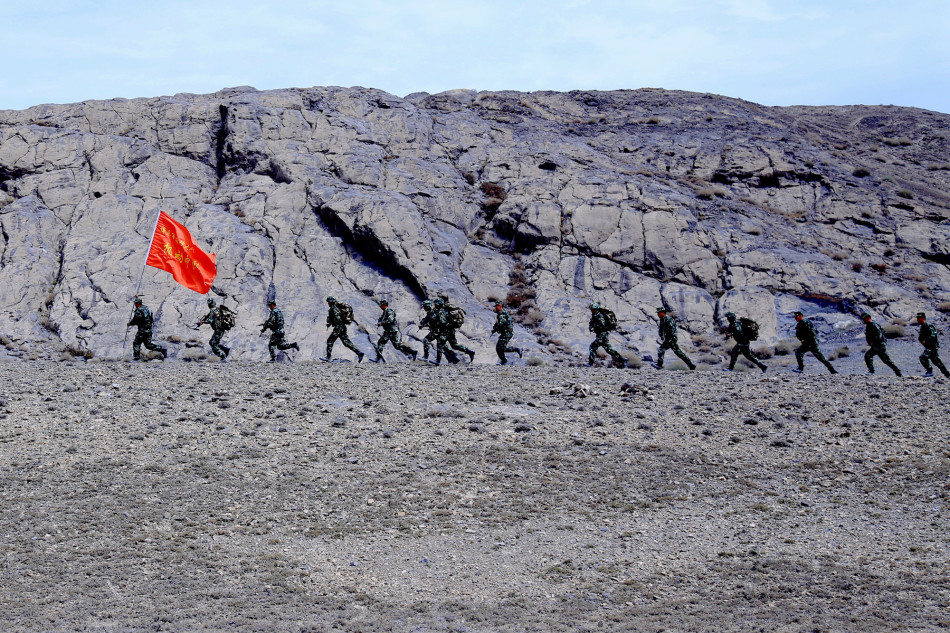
[774,339,798,356]
[883,324,906,339]
[936,302,950,313]
[853,167,871,178]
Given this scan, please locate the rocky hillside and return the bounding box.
[1,87,949,361]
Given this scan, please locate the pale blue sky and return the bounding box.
[1,0,948,112]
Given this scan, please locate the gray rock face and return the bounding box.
[1,87,949,360]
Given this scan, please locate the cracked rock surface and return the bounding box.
[1,361,948,631]
[2,87,950,362]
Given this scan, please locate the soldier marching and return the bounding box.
[116,291,947,379]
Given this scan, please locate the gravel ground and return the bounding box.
[1,355,948,632]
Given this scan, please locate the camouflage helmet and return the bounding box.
[725,312,736,320]
[378,299,388,307]
[657,306,668,314]
[590,302,600,310]
[207,298,216,307]
[326,296,336,303]
[433,297,444,307]
[422,300,433,308]
[133,296,143,305]
[917,312,927,320]
[267,299,276,306]
[793,311,804,317]
[861,312,872,320]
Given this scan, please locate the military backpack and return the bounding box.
[216,305,236,331]
[600,308,618,331]
[338,302,355,324]
[445,303,466,328]
[739,317,759,341]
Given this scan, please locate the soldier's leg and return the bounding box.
[325,331,338,358]
[497,333,511,363]
[338,331,363,358]
[422,333,434,359]
[728,345,742,370]
[132,333,144,360]
[740,345,766,370]
[864,348,877,373]
[671,343,696,370]
[794,345,806,370]
[434,335,447,365]
[656,343,668,368]
[601,337,625,365]
[375,331,391,360]
[393,335,416,357]
[810,346,836,373]
[269,333,283,361]
[877,348,901,376]
[142,335,167,358]
[588,337,602,364]
[209,330,224,358]
[447,331,474,356]
[930,350,950,377]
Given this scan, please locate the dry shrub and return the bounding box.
[936,302,950,313]
[829,346,851,360]
[883,324,906,339]
[853,167,871,178]
[519,308,545,327]
[526,355,546,367]
[753,346,774,359]
[0,334,12,348]
[480,182,506,200]
[852,262,863,272]
[165,334,184,343]
[698,354,721,365]
[896,189,915,200]
[182,348,211,362]
[774,338,798,356]
[620,351,644,369]
[870,263,887,274]
[40,318,60,335]
[647,116,661,124]
[883,137,913,146]
[666,360,690,371]
[831,252,847,261]
[927,163,950,171]
[696,189,715,200]
[64,344,94,360]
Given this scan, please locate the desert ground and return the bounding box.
[1,351,949,632]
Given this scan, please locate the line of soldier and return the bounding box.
[127,296,950,377]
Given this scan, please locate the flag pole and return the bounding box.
[125,208,164,346]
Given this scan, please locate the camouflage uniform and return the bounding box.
[374,304,416,361]
[588,307,625,367]
[325,298,364,362]
[863,316,901,376]
[419,302,438,360]
[261,303,298,361]
[656,312,695,370]
[198,299,230,360]
[436,299,474,362]
[128,300,167,360]
[492,306,522,364]
[793,314,836,374]
[917,314,950,377]
[726,314,766,372]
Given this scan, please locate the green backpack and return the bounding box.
[739,317,759,341]
[216,305,236,331]
[338,303,355,324]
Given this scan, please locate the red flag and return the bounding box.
[145,211,217,294]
